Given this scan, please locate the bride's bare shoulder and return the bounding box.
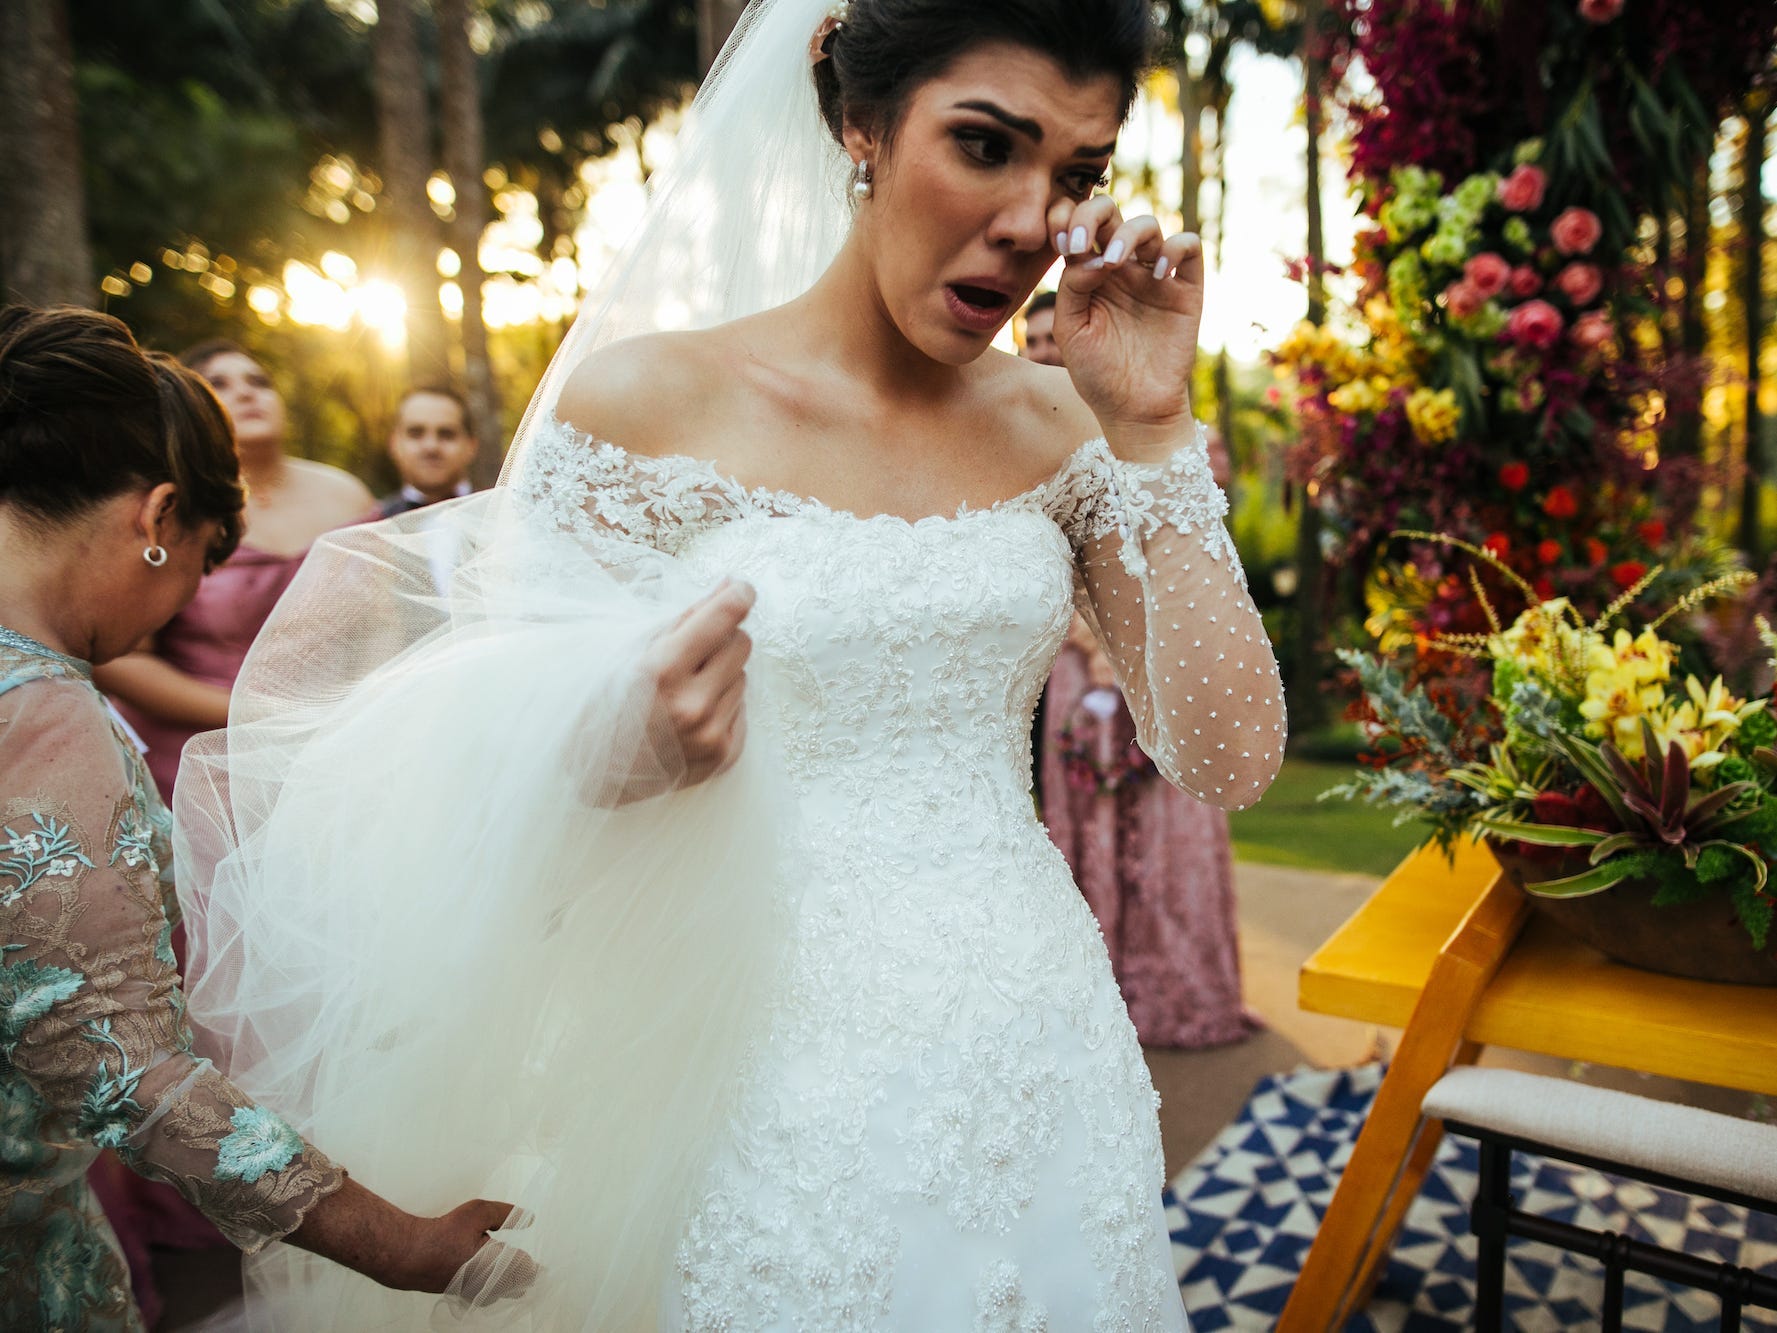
[979,349,1103,477]
[553,329,732,457]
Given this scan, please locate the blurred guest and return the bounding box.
[0,306,515,1331]
[1019,289,1060,366]
[1036,378,1256,1047]
[377,384,479,519]
[95,341,373,800]
[89,340,372,1320]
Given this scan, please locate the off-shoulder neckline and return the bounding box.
[539,413,1112,530]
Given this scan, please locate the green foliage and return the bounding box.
[1335,648,1455,759]
[1730,883,1775,951]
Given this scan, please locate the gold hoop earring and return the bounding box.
[852,159,872,200]
[143,545,168,568]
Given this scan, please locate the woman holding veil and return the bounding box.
[177,0,1285,1326]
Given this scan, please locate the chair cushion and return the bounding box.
[1424,1067,1777,1204]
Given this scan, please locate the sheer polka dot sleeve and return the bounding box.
[1048,427,1286,810]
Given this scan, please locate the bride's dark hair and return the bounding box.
[812,0,1155,147]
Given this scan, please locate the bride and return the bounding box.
[175,0,1285,1327]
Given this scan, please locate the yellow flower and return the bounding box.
[1405,386,1460,444]
[1642,677,1764,769]
[1328,379,1382,414]
[1578,628,1676,757]
[1492,600,1586,685]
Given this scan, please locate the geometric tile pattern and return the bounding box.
[1165,1064,1777,1331]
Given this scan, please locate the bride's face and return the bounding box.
[849,43,1124,365]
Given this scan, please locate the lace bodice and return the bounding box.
[513,414,1285,811]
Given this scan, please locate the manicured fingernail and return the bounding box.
[1069,225,1089,255]
[1180,232,1202,258]
[1082,256,1106,271]
[1055,231,1069,254]
[1153,256,1171,280]
[1103,239,1126,266]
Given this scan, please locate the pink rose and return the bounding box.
[1551,206,1603,255]
[1499,164,1548,212]
[1572,311,1614,350]
[1555,262,1603,306]
[1507,299,1565,350]
[1578,0,1625,22]
[1508,265,1543,298]
[1444,279,1487,319]
[1463,252,1512,299]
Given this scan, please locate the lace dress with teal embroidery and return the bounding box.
[0,631,344,1332]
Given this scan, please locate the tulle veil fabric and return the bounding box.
[174,1,855,1326]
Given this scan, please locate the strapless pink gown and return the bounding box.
[97,545,306,1326]
[1040,642,1259,1049]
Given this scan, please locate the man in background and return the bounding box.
[378,385,478,518]
[1019,290,1061,367]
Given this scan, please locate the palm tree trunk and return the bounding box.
[1290,0,1329,734]
[435,0,503,484]
[372,0,448,380]
[0,0,93,306]
[1178,57,1204,237]
[1739,98,1769,560]
[697,0,748,75]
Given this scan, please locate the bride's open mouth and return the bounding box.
[944,282,1013,332]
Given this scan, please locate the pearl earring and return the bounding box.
[852,158,872,200]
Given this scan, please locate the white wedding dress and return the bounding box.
[509,415,1280,1330]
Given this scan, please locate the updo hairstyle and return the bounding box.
[812,0,1156,149]
[0,306,245,561]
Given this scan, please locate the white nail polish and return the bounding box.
[1055,232,1068,255]
[1153,257,1171,280]
[1104,239,1126,266]
[1082,257,1105,271]
[1069,225,1089,255]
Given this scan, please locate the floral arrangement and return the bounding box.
[1055,694,1158,796]
[1333,535,1776,951]
[1278,0,1773,647]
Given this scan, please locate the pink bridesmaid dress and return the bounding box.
[94,544,306,1327]
[1040,640,1259,1049]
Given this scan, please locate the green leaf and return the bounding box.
[1478,819,1605,847]
[1728,883,1774,952]
[1695,842,1740,884]
[1650,874,1715,907]
[1521,858,1644,899]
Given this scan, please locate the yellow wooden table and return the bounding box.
[1277,838,1777,1330]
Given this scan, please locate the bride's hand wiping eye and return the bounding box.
[1047,194,1205,458]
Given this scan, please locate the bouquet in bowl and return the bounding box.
[1332,535,1777,953]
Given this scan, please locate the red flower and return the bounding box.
[1508,265,1543,298]
[1542,486,1579,519]
[1571,311,1614,351]
[1463,252,1512,299]
[1498,461,1530,491]
[1611,560,1649,590]
[1507,299,1565,350]
[1444,279,1486,319]
[1533,576,1557,601]
[1585,537,1609,566]
[1499,164,1548,212]
[1578,0,1625,21]
[1555,262,1603,306]
[1536,538,1562,565]
[1483,532,1511,559]
[1551,207,1603,256]
[1637,519,1667,546]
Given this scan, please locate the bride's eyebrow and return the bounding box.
[951,99,1115,158]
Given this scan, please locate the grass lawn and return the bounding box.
[1229,756,1429,879]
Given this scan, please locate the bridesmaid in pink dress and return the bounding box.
[1019,297,1256,1050]
[90,341,374,1326]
